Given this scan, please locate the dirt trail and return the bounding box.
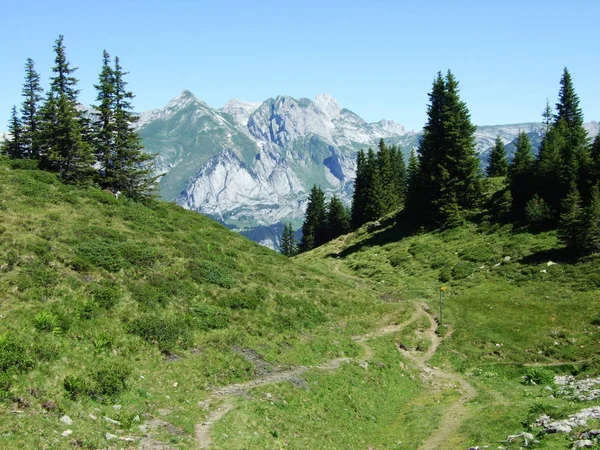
[195,303,476,449]
[195,306,422,448]
[397,305,476,450]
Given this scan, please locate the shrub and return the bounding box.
[17,261,58,291]
[273,295,326,331]
[89,362,131,400]
[76,300,98,320]
[0,334,33,373]
[388,252,411,268]
[90,281,121,310]
[120,242,162,267]
[452,261,477,280]
[72,239,124,272]
[188,261,234,289]
[32,337,60,362]
[220,289,263,310]
[127,315,192,352]
[460,245,499,263]
[9,159,40,170]
[522,367,555,386]
[92,333,113,353]
[192,305,231,330]
[129,282,170,308]
[64,375,89,400]
[33,311,60,333]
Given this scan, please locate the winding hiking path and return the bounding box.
[397,305,476,450]
[195,303,476,449]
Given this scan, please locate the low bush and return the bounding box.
[192,304,231,330]
[522,367,555,386]
[188,261,234,289]
[63,375,89,400]
[273,294,326,331]
[0,334,33,373]
[452,261,478,280]
[90,281,121,310]
[89,361,131,400]
[127,314,192,352]
[220,289,264,310]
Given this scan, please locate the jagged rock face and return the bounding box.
[137,90,599,246]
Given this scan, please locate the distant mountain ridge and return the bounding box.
[136,91,598,249]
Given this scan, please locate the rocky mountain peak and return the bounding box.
[314,93,342,119]
[221,98,261,126]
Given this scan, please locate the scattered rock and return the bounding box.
[104,416,121,426]
[540,269,547,274]
[113,404,121,410]
[572,440,593,448]
[60,415,73,425]
[105,432,118,440]
[503,256,511,262]
[42,400,58,411]
[506,432,534,444]
[172,382,178,388]
[61,430,72,437]
[88,414,97,421]
[133,415,140,422]
[547,261,557,266]
[138,424,151,433]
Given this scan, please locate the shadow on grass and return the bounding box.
[518,247,581,265]
[326,212,420,259]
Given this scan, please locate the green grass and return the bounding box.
[0,157,400,448]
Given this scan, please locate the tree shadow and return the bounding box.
[518,246,580,265]
[325,212,421,259]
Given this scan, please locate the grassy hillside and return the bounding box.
[2,157,600,449]
[299,210,600,449]
[0,157,405,449]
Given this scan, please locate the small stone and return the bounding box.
[61,430,72,437]
[540,269,547,274]
[504,256,511,262]
[112,405,121,410]
[572,440,593,448]
[133,415,140,422]
[138,424,150,433]
[265,393,272,399]
[104,416,121,426]
[172,382,178,388]
[88,414,97,421]
[105,432,118,440]
[60,415,73,425]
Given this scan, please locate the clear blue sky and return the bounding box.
[1,0,599,131]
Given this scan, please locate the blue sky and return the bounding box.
[1,0,599,131]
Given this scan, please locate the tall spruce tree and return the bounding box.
[508,131,535,219]
[93,50,115,185]
[554,68,591,201]
[558,182,586,252]
[415,70,481,226]
[325,195,350,242]
[536,123,564,215]
[351,149,367,229]
[390,145,407,208]
[363,148,384,222]
[486,136,508,177]
[583,184,600,254]
[110,56,156,198]
[280,223,297,257]
[2,106,26,158]
[405,148,421,217]
[39,35,94,183]
[591,134,600,187]
[377,139,397,214]
[20,58,43,159]
[542,98,553,134]
[300,185,327,252]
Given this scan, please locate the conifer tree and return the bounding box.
[508,131,535,219]
[39,35,94,183]
[536,123,564,214]
[280,223,297,257]
[110,56,156,198]
[591,134,600,187]
[415,70,481,226]
[2,106,26,158]
[390,145,406,207]
[554,68,591,201]
[325,195,350,242]
[558,183,586,252]
[350,149,366,229]
[92,50,115,184]
[542,98,553,134]
[300,185,327,252]
[363,148,384,222]
[377,139,397,214]
[405,148,421,217]
[583,184,600,254]
[20,58,43,158]
[486,136,508,177]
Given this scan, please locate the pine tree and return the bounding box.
[542,98,553,134]
[554,68,591,201]
[415,70,481,226]
[591,134,600,187]
[325,195,350,242]
[363,148,384,222]
[583,184,600,254]
[280,223,297,257]
[558,183,586,252]
[536,122,565,215]
[508,131,535,219]
[486,135,508,177]
[404,148,421,217]
[39,35,94,183]
[2,106,26,158]
[390,145,407,207]
[300,185,327,252]
[377,139,397,214]
[92,50,115,185]
[350,149,367,229]
[110,56,156,198]
[20,58,43,159]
